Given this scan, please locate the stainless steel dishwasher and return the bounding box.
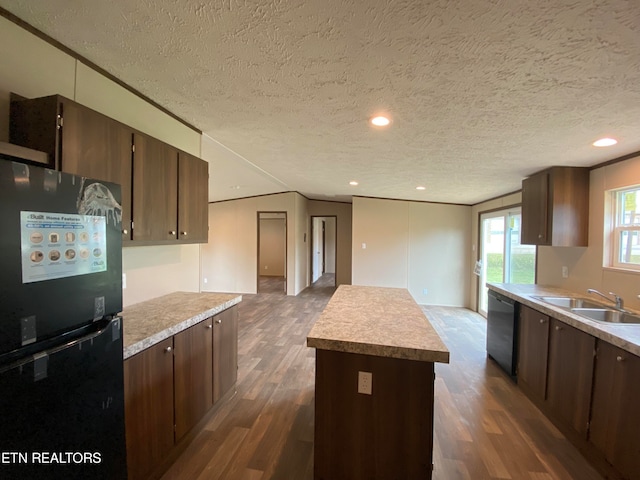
[486,290,519,379]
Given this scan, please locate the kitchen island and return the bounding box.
[307,285,449,480]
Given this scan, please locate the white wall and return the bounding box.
[294,193,310,294]
[352,197,471,307]
[202,192,308,295]
[0,16,203,306]
[537,155,640,311]
[352,198,409,288]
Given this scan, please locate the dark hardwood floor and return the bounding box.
[161,279,603,480]
[257,276,286,294]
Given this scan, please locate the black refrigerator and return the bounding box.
[0,157,127,479]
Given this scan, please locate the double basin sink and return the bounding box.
[532,296,640,324]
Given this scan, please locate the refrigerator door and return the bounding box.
[0,317,127,479]
[0,160,123,359]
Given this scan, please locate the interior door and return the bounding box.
[478,208,535,316]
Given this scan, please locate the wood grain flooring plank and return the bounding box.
[195,426,249,480]
[239,469,264,480]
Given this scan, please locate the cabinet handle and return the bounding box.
[181,231,188,236]
[206,324,213,329]
[539,318,546,324]
[215,319,222,324]
[555,325,562,331]
[538,234,543,239]
[165,346,172,353]
[617,355,624,362]
[169,230,176,235]
[122,229,128,235]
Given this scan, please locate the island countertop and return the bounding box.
[307,285,449,363]
[121,291,242,360]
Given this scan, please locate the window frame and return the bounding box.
[610,186,640,272]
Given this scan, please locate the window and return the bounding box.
[611,186,640,271]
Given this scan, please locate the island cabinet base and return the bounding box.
[314,349,435,480]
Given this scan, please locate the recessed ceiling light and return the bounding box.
[592,137,617,147]
[370,116,391,127]
[416,186,426,191]
[349,181,359,186]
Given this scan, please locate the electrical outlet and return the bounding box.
[203,277,208,284]
[264,265,268,270]
[358,371,372,395]
[362,243,367,249]
[562,266,569,278]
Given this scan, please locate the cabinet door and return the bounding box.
[178,151,208,243]
[124,338,174,480]
[546,319,595,438]
[521,171,549,245]
[60,101,133,242]
[590,341,640,480]
[9,95,60,169]
[132,133,178,241]
[517,305,549,401]
[213,306,238,403]
[174,318,214,441]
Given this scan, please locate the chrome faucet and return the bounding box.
[587,289,625,310]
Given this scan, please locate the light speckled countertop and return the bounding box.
[307,285,450,363]
[121,292,242,359]
[488,283,640,357]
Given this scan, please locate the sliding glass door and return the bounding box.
[478,208,536,316]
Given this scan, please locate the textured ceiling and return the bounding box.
[3,0,640,204]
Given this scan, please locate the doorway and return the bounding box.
[478,207,536,316]
[257,212,287,294]
[310,216,337,287]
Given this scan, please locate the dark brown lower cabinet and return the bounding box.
[314,349,434,480]
[124,306,239,480]
[174,318,214,441]
[124,338,174,480]
[213,305,238,403]
[546,318,595,438]
[517,305,550,402]
[590,341,640,480]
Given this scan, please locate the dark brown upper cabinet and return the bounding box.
[131,136,209,244]
[10,94,209,246]
[521,167,590,246]
[178,151,208,243]
[10,95,133,243]
[132,133,178,242]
